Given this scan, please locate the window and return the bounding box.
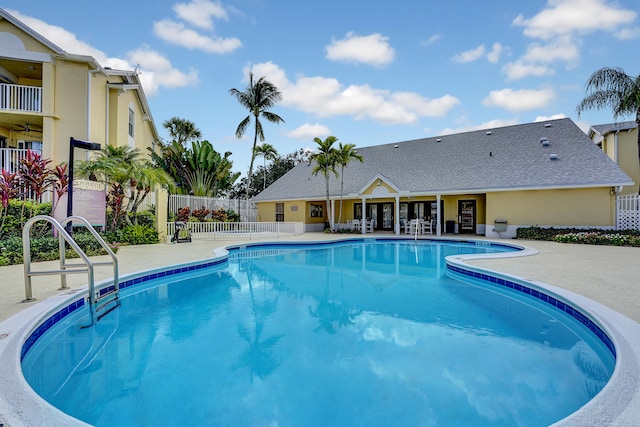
[275,203,284,222]
[128,108,135,138]
[310,203,324,218]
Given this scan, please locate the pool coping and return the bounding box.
[1,237,639,426]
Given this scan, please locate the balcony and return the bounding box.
[1,147,43,174]
[0,83,42,113]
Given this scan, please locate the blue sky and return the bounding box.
[3,0,639,176]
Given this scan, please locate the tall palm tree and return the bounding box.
[310,136,339,231]
[576,67,640,192]
[229,73,285,200]
[162,117,202,146]
[335,142,363,226]
[253,143,278,190]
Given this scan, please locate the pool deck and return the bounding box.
[2,233,638,324]
[1,233,640,426]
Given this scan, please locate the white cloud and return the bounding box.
[452,43,504,64]
[326,32,395,67]
[7,10,194,96]
[173,0,228,29]
[521,36,580,65]
[482,88,556,113]
[288,123,332,139]
[440,118,520,135]
[421,33,442,46]
[506,0,638,81]
[502,60,554,81]
[615,27,640,40]
[487,43,504,63]
[127,47,199,96]
[153,19,241,53]
[247,61,460,125]
[534,113,566,122]
[512,0,636,40]
[452,45,486,63]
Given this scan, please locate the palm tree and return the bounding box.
[76,145,174,229]
[310,136,339,231]
[335,142,363,226]
[162,117,202,146]
[253,143,278,190]
[576,67,640,192]
[229,73,284,200]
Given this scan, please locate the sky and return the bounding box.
[2,0,639,177]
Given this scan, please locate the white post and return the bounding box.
[436,194,442,237]
[362,197,367,235]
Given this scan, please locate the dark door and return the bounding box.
[458,200,476,234]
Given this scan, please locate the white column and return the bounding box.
[436,194,442,237]
[395,195,400,235]
[361,197,366,234]
[331,198,336,230]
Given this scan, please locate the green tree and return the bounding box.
[576,67,640,193]
[310,136,339,231]
[185,141,240,196]
[253,143,278,190]
[335,142,363,226]
[76,145,174,229]
[162,117,202,146]
[227,148,311,199]
[229,73,285,199]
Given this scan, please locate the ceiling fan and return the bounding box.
[15,122,42,133]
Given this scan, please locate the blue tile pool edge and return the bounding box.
[446,261,617,359]
[19,256,229,361]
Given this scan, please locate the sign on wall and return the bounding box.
[53,179,106,227]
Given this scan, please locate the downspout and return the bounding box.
[614,130,620,164]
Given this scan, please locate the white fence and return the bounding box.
[169,194,257,222]
[167,221,304,241]
[617,194,640,230]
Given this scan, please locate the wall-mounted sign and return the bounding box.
[53,179,106,227]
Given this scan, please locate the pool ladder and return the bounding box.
[22,215,120,327]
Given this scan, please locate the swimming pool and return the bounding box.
[16,239,618,426]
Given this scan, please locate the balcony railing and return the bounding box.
[0,83,42,112]
[1,147,42,174]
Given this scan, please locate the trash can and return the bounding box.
[445,220,455,234]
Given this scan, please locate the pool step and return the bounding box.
[95,290,121,321]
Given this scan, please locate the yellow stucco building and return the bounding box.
[0,8,168,236]
[255,118,633,238]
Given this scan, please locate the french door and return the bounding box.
[458,200,476,234]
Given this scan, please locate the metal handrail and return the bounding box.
[22,215,119,326]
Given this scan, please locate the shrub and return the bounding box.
[210,208,228,222]
[516,226,640,247]
[553,232,640,246]
[176,207,190,222]
[120,224,159,245]
[192,206,210,221]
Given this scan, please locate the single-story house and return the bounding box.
[253,118,633,238]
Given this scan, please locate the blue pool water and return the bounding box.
[22,240,615,426]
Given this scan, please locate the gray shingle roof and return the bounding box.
[254,118,633,201]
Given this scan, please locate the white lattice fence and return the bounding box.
[617,195,640,230]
